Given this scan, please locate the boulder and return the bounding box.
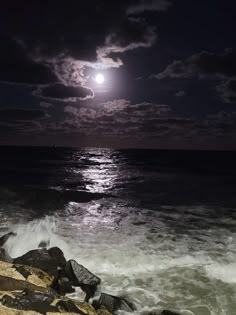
[0,247,12,262]
[0,261,53,289]
[14,264,54,288]
[51,268,75,295]
[0,275,51,294]
[56,300,85,314]
[0,232,16,247]
[0,305,42,315]
[72,300,99,315]
[65,260,101,301]
[1,291,57,314]
[48,247,67,268]
[38,240,50,248]
[96,306,113,315]
[14,247,66,277]
[95,293,136,313]
[161,311,181,315]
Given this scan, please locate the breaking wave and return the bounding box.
[2,202,236,315]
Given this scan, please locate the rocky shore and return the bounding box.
[0,232,182,315]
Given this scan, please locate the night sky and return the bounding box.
[0,0,236,149]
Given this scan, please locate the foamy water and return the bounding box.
[2,201,236,315]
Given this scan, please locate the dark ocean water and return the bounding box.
[1,146,236,315]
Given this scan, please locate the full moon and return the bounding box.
[95,73,105,84]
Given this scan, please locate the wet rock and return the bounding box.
[14,264,54,288]
[51,269,75,295]
[0,247,12,263]
[96,306,113,315]
[48,247,67,268]
[65,260,101,301]
[0,261,25,281]
[72,300,98,315]
[38,240,50,248]
[0,305,42,315]
[56,300,85,314]
[95,293,136,313]
[0,232,16,247]
[1,291,57,314]
[161,311,181,315]
[14,247,66,277]
[0,275,51,293]
[0,260,53,290]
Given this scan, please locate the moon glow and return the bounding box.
[95,73,105,84]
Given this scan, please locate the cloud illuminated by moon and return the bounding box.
[95,73,105,84]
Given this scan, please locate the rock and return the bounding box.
[96,306,113,315]
[48,247,67,268]
[14,247,66,277]
[56,300,85,314]
[95,293,136,313]
[65,260,101,301]
[72,300,98,315]
[161,311,181,315]
[0,232,16,247]
[0,305,42,315]
[51,268,75,295]
[14,264,54,288]
[0,275,51,293]
[38,240,50,248]
[0,261,53,289]
[1,291,57,314]
[0,261,25,280]
[0,247,12,262]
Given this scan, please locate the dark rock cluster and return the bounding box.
[0,231,183,315]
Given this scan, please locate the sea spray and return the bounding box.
[3,216,70,259]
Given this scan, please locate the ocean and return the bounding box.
[0,146,236,315]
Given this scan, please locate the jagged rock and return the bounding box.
[0,275,51,293]
[51,268,75,295]
[38,240,50,248]
[0,305,42,314]
[0,261,53,289]
[161,311,181,315]
[95,293,136,313]
[0,232,16,247]
[72,300,98,315]
[14,247,66,277]
[56,300,85,314]
[0,247,12,262]
[97,306,113,315]
[48,247,67,268]
[1,291,57,314]
[0,261,25,280]
[65,260,101,301]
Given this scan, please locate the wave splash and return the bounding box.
[3,216,70,259]
[2,213,236,315]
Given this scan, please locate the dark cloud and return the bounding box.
[63,100,194,137]
[152,49,236,104]
[174,90,186,97]
[61,100,236,145]
[0,0,171,89]
[127,0,171,15]
[153,49,236,80]
[34,84,94,102]
[217,80,236,104]
[97,19,157,64]
[3,98,236,148]
[40,102,53,108]
[0,108,46,121]
[0,37,57,85]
